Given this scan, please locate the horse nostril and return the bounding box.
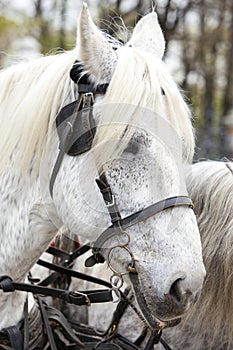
[169,278,185,304]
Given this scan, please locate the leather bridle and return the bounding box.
[50,64,194,331]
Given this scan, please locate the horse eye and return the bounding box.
[124,141,139,155]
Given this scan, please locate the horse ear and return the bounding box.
[126,12,165,59]
[77,3,117,83]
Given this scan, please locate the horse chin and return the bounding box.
[131,294,183,331]
[141,310,182,331]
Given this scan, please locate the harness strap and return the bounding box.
[46,244,90,263]
[23,296,29,350]
[37,296,58,350]
[45,305,84,347]
[90,196,193,258]
[109,298,129,334]
[69,244,92,261]
[134,327,148,347]
[49,95,84,197]
[36,258,112,288]
[144,331,163,350]
[96,173,122,224]
[0,276,113,305]
[144,330,173,350]
[27,303,45,349]
[129,268,181,336]
[78,83,108,94]
[1,326,23,350]
[160,337,173,350]
[50,82,107,198]
[129,271,162,330]
[38,244,92,287]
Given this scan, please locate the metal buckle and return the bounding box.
[66,121,73,135]
[71,291,91,306]
[105,194,115,208]
[83,92,94,106]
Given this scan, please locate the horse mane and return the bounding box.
[179,160,233,349]
[0,50,78,177]
[0,45,194,178]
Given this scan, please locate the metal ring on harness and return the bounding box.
[107,245,136,277]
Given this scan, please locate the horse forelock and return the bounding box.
[92,46,194,171]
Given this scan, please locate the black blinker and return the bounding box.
[56,97,96,156]
[55,60,108,157]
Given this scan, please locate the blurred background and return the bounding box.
[1,0,233,160]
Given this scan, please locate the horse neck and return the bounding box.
[1,158,58,273]
[0,151,59,329]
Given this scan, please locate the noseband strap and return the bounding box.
[89,192,193,257]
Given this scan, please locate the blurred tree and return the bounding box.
[0,15,18,65]
[177,0,233,158]
[0,0,233,158]
[95,0,232,158]
[34,0,51,53]
[33,0,71,53]
[0,0,75,65]
[59,0,68,49]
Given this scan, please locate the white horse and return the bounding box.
[72,160,233,349]
[0,3,205,347]
[159,160,233,349]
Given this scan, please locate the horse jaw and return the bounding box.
[77,3,117,84]
[126,12,166,58]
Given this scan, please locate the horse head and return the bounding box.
[43,4,206,330]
